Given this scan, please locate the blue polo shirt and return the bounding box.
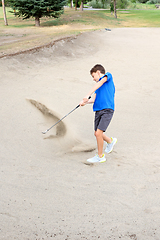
[93,72,115,112]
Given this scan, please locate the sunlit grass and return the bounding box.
[1,7,160,28]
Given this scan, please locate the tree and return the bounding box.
[70,0,73,8]
[110,0,114,14]
[2,0,8,25]
[75,0,78,10]
[8,0,67,27]
[101,0,106,8]
[114,0,117,18]
[80,0,83,10]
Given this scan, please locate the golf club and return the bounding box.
[42,96,91,134]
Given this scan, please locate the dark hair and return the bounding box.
[90,64,105,75]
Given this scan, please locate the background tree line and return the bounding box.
[1,0,160,27]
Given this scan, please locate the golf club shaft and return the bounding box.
[42,104,80,134]
[42,96,91,134]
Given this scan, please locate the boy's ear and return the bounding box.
[96,70,101,76]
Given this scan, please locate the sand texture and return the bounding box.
[0,28,160,239]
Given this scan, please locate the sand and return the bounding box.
[0,28,160,240]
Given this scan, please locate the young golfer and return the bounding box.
[80,64,117,163]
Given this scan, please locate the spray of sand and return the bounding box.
[27,98,96,153]
[28,99,66,137]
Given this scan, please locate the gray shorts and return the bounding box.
[94,109,114,132]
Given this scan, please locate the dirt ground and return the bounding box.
[0,28,160,240]
[0,24,95,57]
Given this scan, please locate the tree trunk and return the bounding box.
[35,16,40,27]
[114,0,117,18]
[70,0,73,8]
[2,0,8,26]
[80,1,83,11]
[75,0,77,10]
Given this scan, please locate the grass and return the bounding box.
[0,6,160,56]
[118,9,160,26]
[1,7,160,28]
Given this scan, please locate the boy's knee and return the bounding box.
[95,129,103,138]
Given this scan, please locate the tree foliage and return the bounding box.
[8,0,67,26]
[0,0,10,6]
[116,0,128,8]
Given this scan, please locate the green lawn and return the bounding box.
[0,7,160,28]
[118,9,160,27]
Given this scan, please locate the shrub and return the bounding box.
[89,0,109,8]
[146,0,160,3]
[138,0,148,3]
[116,0,129,8]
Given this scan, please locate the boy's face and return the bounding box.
[91,70,102,82]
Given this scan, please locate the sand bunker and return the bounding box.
[1,28,160,239]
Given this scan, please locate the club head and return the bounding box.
[42,130,48,134]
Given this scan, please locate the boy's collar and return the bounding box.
[99,73,107,81]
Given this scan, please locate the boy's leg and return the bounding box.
[94,109,115,158]
[95,129,104,158]
[103,134,112,144]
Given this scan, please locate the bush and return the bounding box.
[89,0,129,8]
[138,0,148,3]
[110,0,114,10]
[89,0,109,8]
[116,0,129,8]
[146,0,160,3]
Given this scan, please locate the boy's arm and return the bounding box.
[82,76,107,103]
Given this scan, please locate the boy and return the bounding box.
[80,64,117,163]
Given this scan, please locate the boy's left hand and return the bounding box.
[79,100,86,106]
[79,96,91,106]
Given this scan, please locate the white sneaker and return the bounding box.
[105,137,117,153]
[87,154,106,163]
